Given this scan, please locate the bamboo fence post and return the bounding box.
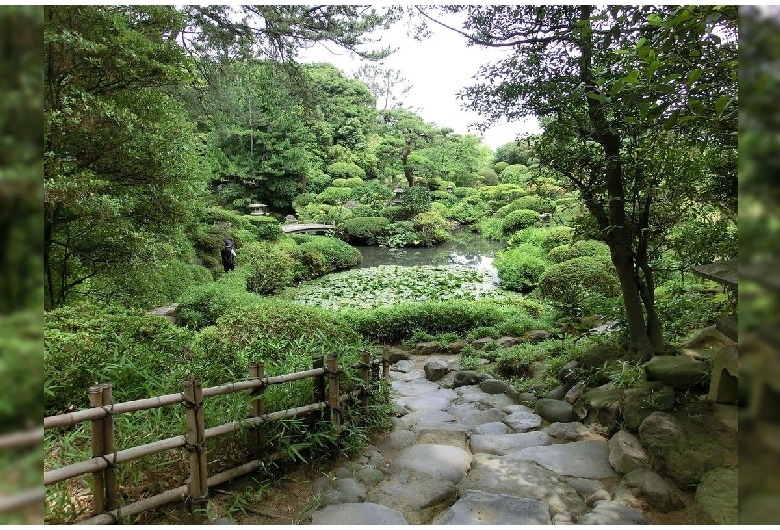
[88,386,106,515]
[361,350,371,407]
[311,355,325,428]
[183,378,208,512]
[101,383,118,512]
[326,353,340,431]
[248,362,265,457]
[382,349,391,384]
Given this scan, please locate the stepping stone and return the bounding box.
[508,440,616,479]
[694,467,737,524]
[311,502,408,525]
[448,403,506,426]
[503,410,543,432]
[457,454,588,518]
[615,468,684,513]
[566,477,608,497]
[434,490,552,525]
[393,359,415,373]
[545,422,591,441]
[390,444,472,484]
[536,398,575,423]
[393,409,457,431]
[472,422,513,435]
[576,500,649,525]
[397,395,451,412]
[417,429,468,450]
[470,431,551,456]
[393,378,441,397]
[366,473,457,525]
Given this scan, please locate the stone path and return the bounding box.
[309,354,655,525]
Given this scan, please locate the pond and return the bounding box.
[354,229,506,280]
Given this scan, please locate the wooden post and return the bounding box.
[88,386,106,515]
[382,349,391,385]
[248,363,265,457]
[327,353,340,431]
[361,350,371,407]
[101,383,118,512]
[183,378,208,512]
[311,355,325,428]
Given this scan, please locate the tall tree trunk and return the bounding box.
[401,145,414,187]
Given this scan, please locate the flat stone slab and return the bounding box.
[457,454,588,517]
[434,490,552,525]
[472,422,513,435]
[576,500,650,525]
[695,467,738,524]
[509,440,616,479]
[416,429,468,450]
[448,403,506,426]
[456,386,515,409]
[397,395,451,412]
[390,444,472,484]
[366,473,457,524]
[503,410,543,432]
[311,502,408,525]
[393,409,456,431]
[545,422,591,441]
[393,378,441,397]
[470,431,551,456]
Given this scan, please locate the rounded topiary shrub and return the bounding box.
[536,255,619,311]
[339,216,391,245]
[244,215,282,241]
[294,235,362,270]
[540,225,575,251]
[548,239,611,263]
[316,186,354,205]
[495,243,550,292]
[502,209,540,232]
[326,161,366,181]
[177,271,261,330]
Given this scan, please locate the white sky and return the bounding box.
[299,11,541,151]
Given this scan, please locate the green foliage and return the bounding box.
[244,215,282,241]
[399,185,432,216]
[537,255,620,314]
[293,234,362,271]
[495,243,550,292]
[608,361,647,388]
[498,164,531,186]
[44,305,198,413]
[478,169,499,185]
[327,161,366,180]
[548,239,611,263]
[502,208,540,232]
[493,161,509,174]
[0,311,43,428]
[317,186,353,205]
[349,180,395,208]
[339,216,391,244]
[477,217,506,241]
[411,211,454,245]
[241,241,297,294]
[177,272,261,330]
[654,281,729,343]
[444,198,485,225]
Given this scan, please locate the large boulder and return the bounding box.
[572,384,624,431]
[622,381,675,432]
[557,360,581,385]
[384,346,411,363]
[536,398,576,423]
[452,370,490,388]
[638,412,725,488]
[644,355,709,391]
[614,468,685,513]
[415,341,440,355]
[608,430,650,474]
[694,467,737,525]
[424,361,449,382]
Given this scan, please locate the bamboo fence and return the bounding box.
[0,427,45,514]
[44,350,392,524]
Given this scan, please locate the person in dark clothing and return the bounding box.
[221,239,236,272]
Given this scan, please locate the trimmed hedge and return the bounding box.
[339,216,391,245]
[495,243,550,292]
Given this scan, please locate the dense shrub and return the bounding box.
[326,161,366,180]
[350,181,394,208]
[2,311,43,426]
[306,171,332,194]
[540,225,576,251]
[292,192,318,212]
[496,195,555,216]
[294,235,363,270]
[536,255,619,312]
[340,216,391,245]
[177,272,262,329]
[195,300,367,382]
[244,215,282,241]
[297,202,343,224]
[478,169,500,185]
[502,208,540,232]
[477,217,506,241]
[44,306,198,413]
[381,204,409,222]
[400,186,432,216]
[444,197,485,225]
[317,186,354,205]
[383,221,418,247]
[241,241,297,294]
[548,239,611,263]
[498,164,531,186]
[411,211,454,245]
[495,243,550,291]
[494,161,509,174]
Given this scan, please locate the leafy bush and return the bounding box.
[44,306,198,413]
[477,217,506,241]
[195,300,367,382]
[326,161,366,180]
[493,161,509,174]
[495,243,550,291]
[292,192,318,212]
[498,164,531,186]
[540,225,576,251]
[383,221,419,247]
[294,235,363,271]
[306,171,332,194]
[244,215,282,241]
[177,272,262,329]
[400,186,432,216]
[241,241,297,294]
[478,169,500,185]
[349,181,394,208]
[536,255,620,313]
[548,239,611,263]
[297,202,344,224]
[444,198,485,225]
[317,186,353,205]
[502,208,540,232]
[339,216,391,245]
[411,211,453,244]
[1,311,42,427]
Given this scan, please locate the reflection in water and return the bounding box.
[354,230,505,281]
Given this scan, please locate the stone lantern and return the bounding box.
[248,203,267,216]
[393,186,404,203]
[446,185,454,193]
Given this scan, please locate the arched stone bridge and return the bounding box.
[282,223,336,234]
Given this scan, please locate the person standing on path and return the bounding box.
[221,239,236,272]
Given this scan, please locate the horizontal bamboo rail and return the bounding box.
[0,427,45,514]
[44,351,389,524]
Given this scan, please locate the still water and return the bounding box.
[354,229,506,281]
